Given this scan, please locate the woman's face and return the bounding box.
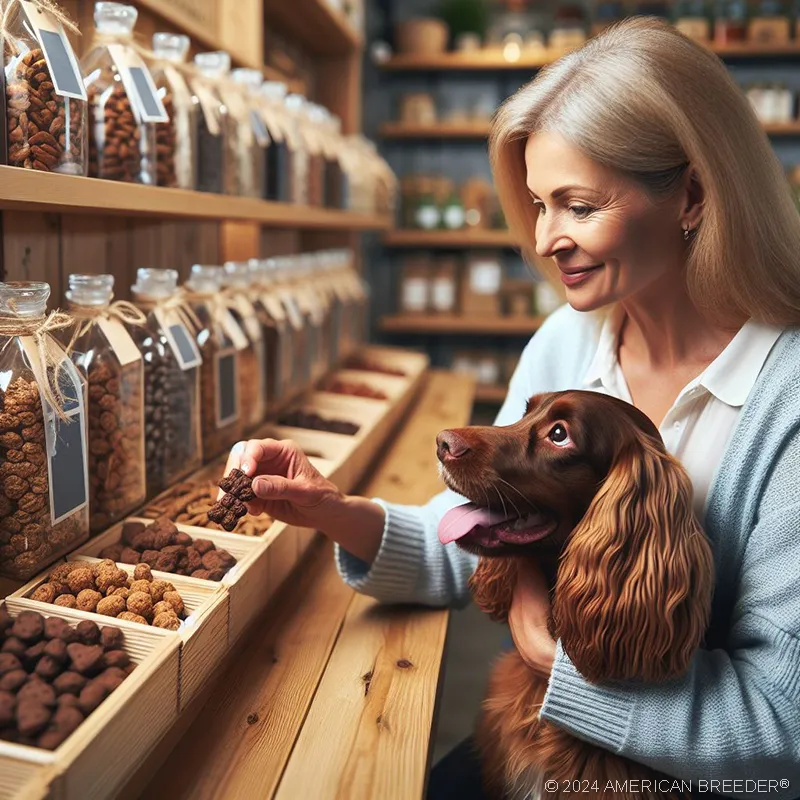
[525,131,687,312]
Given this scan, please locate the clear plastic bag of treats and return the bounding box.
[2,0,87,174]
[127,268,202,498]
[149,32,197,189]
[64,274,146,533]
[248,258,294,406]
[193,51,236,195]
[0,281,90,580]
[230,68,267,199]
[82,2,165,184]
[183,265,246,462]
[222,262,266,431]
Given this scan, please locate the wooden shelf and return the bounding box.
[474,384,508,403]
[380,314,545,335]
[763,122,800,135]
[380,121,492,139]
[262,0,362,56]
[0,167,391,229]
[383,229,518,248]
[381,42,800,70]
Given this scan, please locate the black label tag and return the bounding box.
[215,349,239,428]
[166,323,202,371]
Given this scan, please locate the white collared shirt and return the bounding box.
[582,308,784,519]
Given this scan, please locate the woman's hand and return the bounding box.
[508,559,557,679]
[221,438,346,531]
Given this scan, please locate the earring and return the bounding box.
[683,226,691,241]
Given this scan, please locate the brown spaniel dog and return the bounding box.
[436,390,714,800]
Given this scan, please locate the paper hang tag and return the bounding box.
[192,79,221,136]
[19,1,87,101]
[261,292,287,323]
[107,43,169,124]
[219,308,249,351]
[251,109,270,147]
[214,348,239,429]
[277,288,305,331]
[153,308,202,370]
[96,317,141,367]
[224,89,253,146]
[230,296,263,343]
[20,337,89,526]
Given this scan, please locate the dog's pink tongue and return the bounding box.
[438,503,511,544]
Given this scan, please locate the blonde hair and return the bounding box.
[490,17,800,328]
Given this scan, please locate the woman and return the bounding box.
[227,18,800,799]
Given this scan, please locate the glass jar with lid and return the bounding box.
[261,81,293,202]
[193,51,232,195]
[230,68,267,198]
[674,0,711,41]
[714,0,749,42]
[0,281,90,579]
[128,268,202,497]
[82,2,156,183]
[64,274,146,532]
[284,93,310,205]
[149,32,198,189]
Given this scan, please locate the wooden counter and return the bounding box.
[122,369,476,799]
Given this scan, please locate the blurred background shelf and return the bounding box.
[383,229,518,247]
[380,121,492,138]
[379,314,545,335]
[474,384,509,403]
[261,0,362,55]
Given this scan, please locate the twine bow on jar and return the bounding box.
[134,288,202,335]
[0,309,76,422]
[66,299,147,351]
[0,0,79,55]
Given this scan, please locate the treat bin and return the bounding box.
[0,601,179,800]
[347,345,430,380]
[10,563,228,712]
[317,369,409,403]
[71,519,268,646]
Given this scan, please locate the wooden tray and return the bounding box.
[317,369,411,402]
[353,345,430,378]
[70,519,269,646]
[9,564,228,713]
[0,602,179,800]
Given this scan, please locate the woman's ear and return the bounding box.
[552,436,714,683]
[680,167,705,233]
[469,556,518,622]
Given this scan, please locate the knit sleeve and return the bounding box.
[539,499,800,799]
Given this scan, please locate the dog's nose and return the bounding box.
[437,430,471,462]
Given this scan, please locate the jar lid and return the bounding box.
[186,265,223,294]
[194,51,231,77]
[223,261,252,288]
[231,68,263,90]
[67,274,114,307]
[262,81,288,100]
[131,268,178,299]
[0,282,50,317]
[152,32,190,62]
[94,2,137,35]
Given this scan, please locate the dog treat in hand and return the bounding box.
[208,469,254,531]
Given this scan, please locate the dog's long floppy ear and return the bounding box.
[469,556,518,622]
[552,434,714,683]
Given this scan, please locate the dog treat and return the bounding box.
[87,82,143,182]
[345,356,406,377]
[323,379,388,400]
[207,469,254,532]
[142,479,273,536]
[29,560,187,628]
[0,377,87,580]
[277,409,360,436]
[5,48,86,174]
[97,518,236,581]
[155,91,177,187]
[0,608,134,750]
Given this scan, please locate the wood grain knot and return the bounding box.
[362,669,373,696]
[396,659,414,669]
[247,712,259,725]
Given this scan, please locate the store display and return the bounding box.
[284,93,310,205]
[207,469,255,532]
[29,559,186,630]
[400,256,431,313]
[149,33,197,190]
[399,93,437,125]
[277,410,360,435]
[64,274,146,534]
[83,2,162,184]
[461,254,503,315]
[193,51,230,195]
[2,2,87,175]
[746,83,795,122]
[230,68,267,198]
[0,282,90,580]
[261,81,293,202]
[128,268,202,499]
[323,379,388,400]
[321,110,348,209]
[431,257,459,313]
[98,518,237,580]
[714,0,749,42]
[183,265,245,463]
[0,608,134,749]
[141,479,273,536]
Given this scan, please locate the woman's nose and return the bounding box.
[437,430,472,462]
[534,215,572,259]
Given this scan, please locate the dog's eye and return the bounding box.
[548,424,571,447]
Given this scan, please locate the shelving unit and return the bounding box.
[380,314,544,336]
[383,229,517,248]
[261,0,362,55]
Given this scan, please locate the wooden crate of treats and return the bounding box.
[8,563,227,713]
[71,519,269,646]
[317,369,411,403]
[0,602,179,800]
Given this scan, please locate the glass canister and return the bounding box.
[323,113,348,210]
[2,1,87,174]
[293,255,329,382]
[312,251,342,369]
[230,68,267,199]
[0,282,90,579]
[82,2,157,184]
[249,258,294,405]
[284,93,310,205]
[302,101,325,207]
[222,262,267,431]
[193,51,231,195]
[64,274,146,533]
[128,268,202,498]
[714,0,749,42]
[149,32,197,189]
[183,265,245,462]
[260,81,292,202]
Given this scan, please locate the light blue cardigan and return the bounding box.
[335,306,800,799]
